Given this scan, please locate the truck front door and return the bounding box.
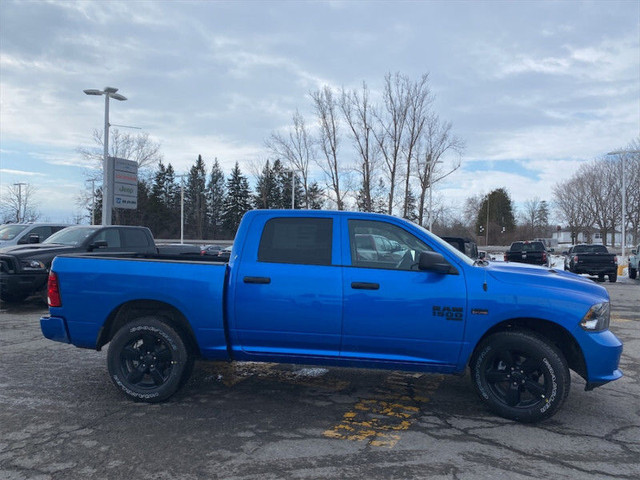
[341,218,467,366]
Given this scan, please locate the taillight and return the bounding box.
[504,254,508,262]
[542,252,547,262]
[573,255,579,263]
[48,271,62,307]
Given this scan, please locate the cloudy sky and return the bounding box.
[1,0,638,223]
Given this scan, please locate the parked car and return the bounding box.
[216,245,233,261]
[627,244,639,280]
[40,210,623,423]
[504,241,550,266]
[0,223,69,248]
[0,225,156,302]
[353,233,407,266]
[201,244,225,256]
[156,243,202,256]
[563,244,618,283]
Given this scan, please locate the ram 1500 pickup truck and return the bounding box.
[40,210,623,423]
[563,244,618,283]
[504,241,550,267]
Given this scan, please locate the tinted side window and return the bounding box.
[123,229,151,248]
[93,229,122,248]
[258,218,332,265]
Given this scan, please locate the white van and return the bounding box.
[0,223,69,248]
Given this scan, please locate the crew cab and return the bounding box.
[563,244,618,283]
[0,223,69,248]
[40,210,622,423]
[504,241,550,266]
[0,225,156,302]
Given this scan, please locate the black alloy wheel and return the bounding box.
[471,330,570,423]
[108,317,192,402]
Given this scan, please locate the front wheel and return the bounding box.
[107,317,193,403]
[470,330,570,423]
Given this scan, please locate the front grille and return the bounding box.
[0,255,18,274]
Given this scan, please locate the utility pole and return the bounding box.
[13,183,27,222]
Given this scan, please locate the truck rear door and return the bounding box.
[229,214,343,358]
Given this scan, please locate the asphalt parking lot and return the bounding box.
[1,277,639,480]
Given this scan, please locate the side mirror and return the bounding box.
[89,240,108,251]
[548,248,555,253]
[418,251,454,274]
[632,249,637,255]
[28,234,40,244]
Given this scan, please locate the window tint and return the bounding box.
[122,228,150,247]
[349,219,431,271]
[258,218,332,265]
[94,229,121,248]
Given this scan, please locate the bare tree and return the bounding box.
[340,82,379,212]
[311,86,349,210]
[401,74,433,219]
[373,72,410,215]
[1,183,40,223]
[414,115,463,227]
[265,111,315,208]
[580,159,621,247]
[553,178,593,245]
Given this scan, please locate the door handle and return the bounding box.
[351,282,379,290]
[243,276,271,284]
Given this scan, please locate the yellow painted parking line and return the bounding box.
[323,373,443,448]
[611,315,633,323]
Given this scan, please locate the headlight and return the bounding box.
[21,260,46,270]
[580,302,610,331]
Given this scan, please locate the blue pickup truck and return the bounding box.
[40,210,622,423]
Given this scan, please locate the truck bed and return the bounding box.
[48,254,230,359]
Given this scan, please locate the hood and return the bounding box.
[484,261,608,300]
[0,243,75,259]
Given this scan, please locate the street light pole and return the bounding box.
[176,174,187,244]
[13,182,27,222]
[84,87,127,226]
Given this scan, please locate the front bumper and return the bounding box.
[0,271,48,297]
[579,329,623,389]
[40,316,71,344]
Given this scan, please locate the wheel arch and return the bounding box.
[469,318,587,380]
[96,299,201,358]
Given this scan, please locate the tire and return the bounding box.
[609,273,617,283]
[629,267,637,280]
[107,317,193,403]
[598,274,605,282]
[470,330,570,423]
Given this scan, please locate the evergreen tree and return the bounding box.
[222,162,252,236]
[185,155,207,239]
[206,158,226,239]
[307,182,325,210]
[253,160,280,209]
[476,188,516,244]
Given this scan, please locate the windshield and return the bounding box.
[414,224,475,266]
[0,224,28,240]
[43,226,100,246]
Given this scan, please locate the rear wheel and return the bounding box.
[609,273,617,283]
[598,274,605,282]
[470,330,570,423]
[107,317,193,402]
